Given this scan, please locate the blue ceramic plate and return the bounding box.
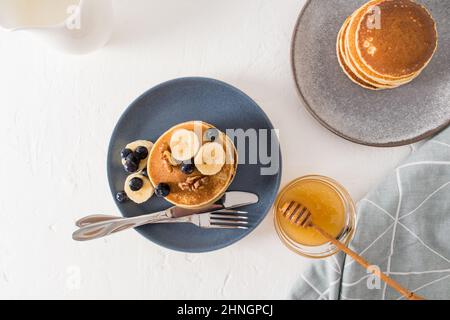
[107,77,282,252]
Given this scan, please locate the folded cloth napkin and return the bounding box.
[291,128,450,300]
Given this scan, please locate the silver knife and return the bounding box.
[73,191,259,241]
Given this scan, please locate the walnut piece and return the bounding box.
[178,175,209,192]
[160,146,179,173]
[163,160,173,173]
[162,150,180,166]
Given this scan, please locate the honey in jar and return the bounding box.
[274,175,356,258]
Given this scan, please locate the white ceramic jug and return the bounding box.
[0,0,114,54]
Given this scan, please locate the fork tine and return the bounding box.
[210,213,249,220]
[210,219,249,226]
[216,209,248,214]
[209,224,249,230]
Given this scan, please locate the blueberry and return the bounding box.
[155,183,170,197]
[120,148,133,159]
[126,153,140,165]
[129,177,144,191]
[141,167,148,177]
[135,146,148,160]
[116,191,128,203]
[124,161,138,173]
[204,128,220,142]
[181,163,195,175]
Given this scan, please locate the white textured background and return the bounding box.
[0,0,412,299]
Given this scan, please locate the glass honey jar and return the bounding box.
[274,175,356,259]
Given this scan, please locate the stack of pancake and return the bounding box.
[337,0,438,90]
[148,121,238,209]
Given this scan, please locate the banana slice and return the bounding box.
[121,140,154,171]
[124,173,154,204]
[169,129,200,161]
[194,142,226,176]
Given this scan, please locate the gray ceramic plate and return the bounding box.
[292,0,450,147]
[107,77,282,253]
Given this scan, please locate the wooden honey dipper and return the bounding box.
[280,201,425,300]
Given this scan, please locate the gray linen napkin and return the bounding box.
[292,128,450,300]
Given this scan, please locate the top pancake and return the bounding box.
[356,0,438,78]
[346,0,415,85]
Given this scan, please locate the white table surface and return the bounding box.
[0,0,413,299]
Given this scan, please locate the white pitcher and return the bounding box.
[0,0,114,54]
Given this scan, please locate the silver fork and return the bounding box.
[160,211,249,229]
